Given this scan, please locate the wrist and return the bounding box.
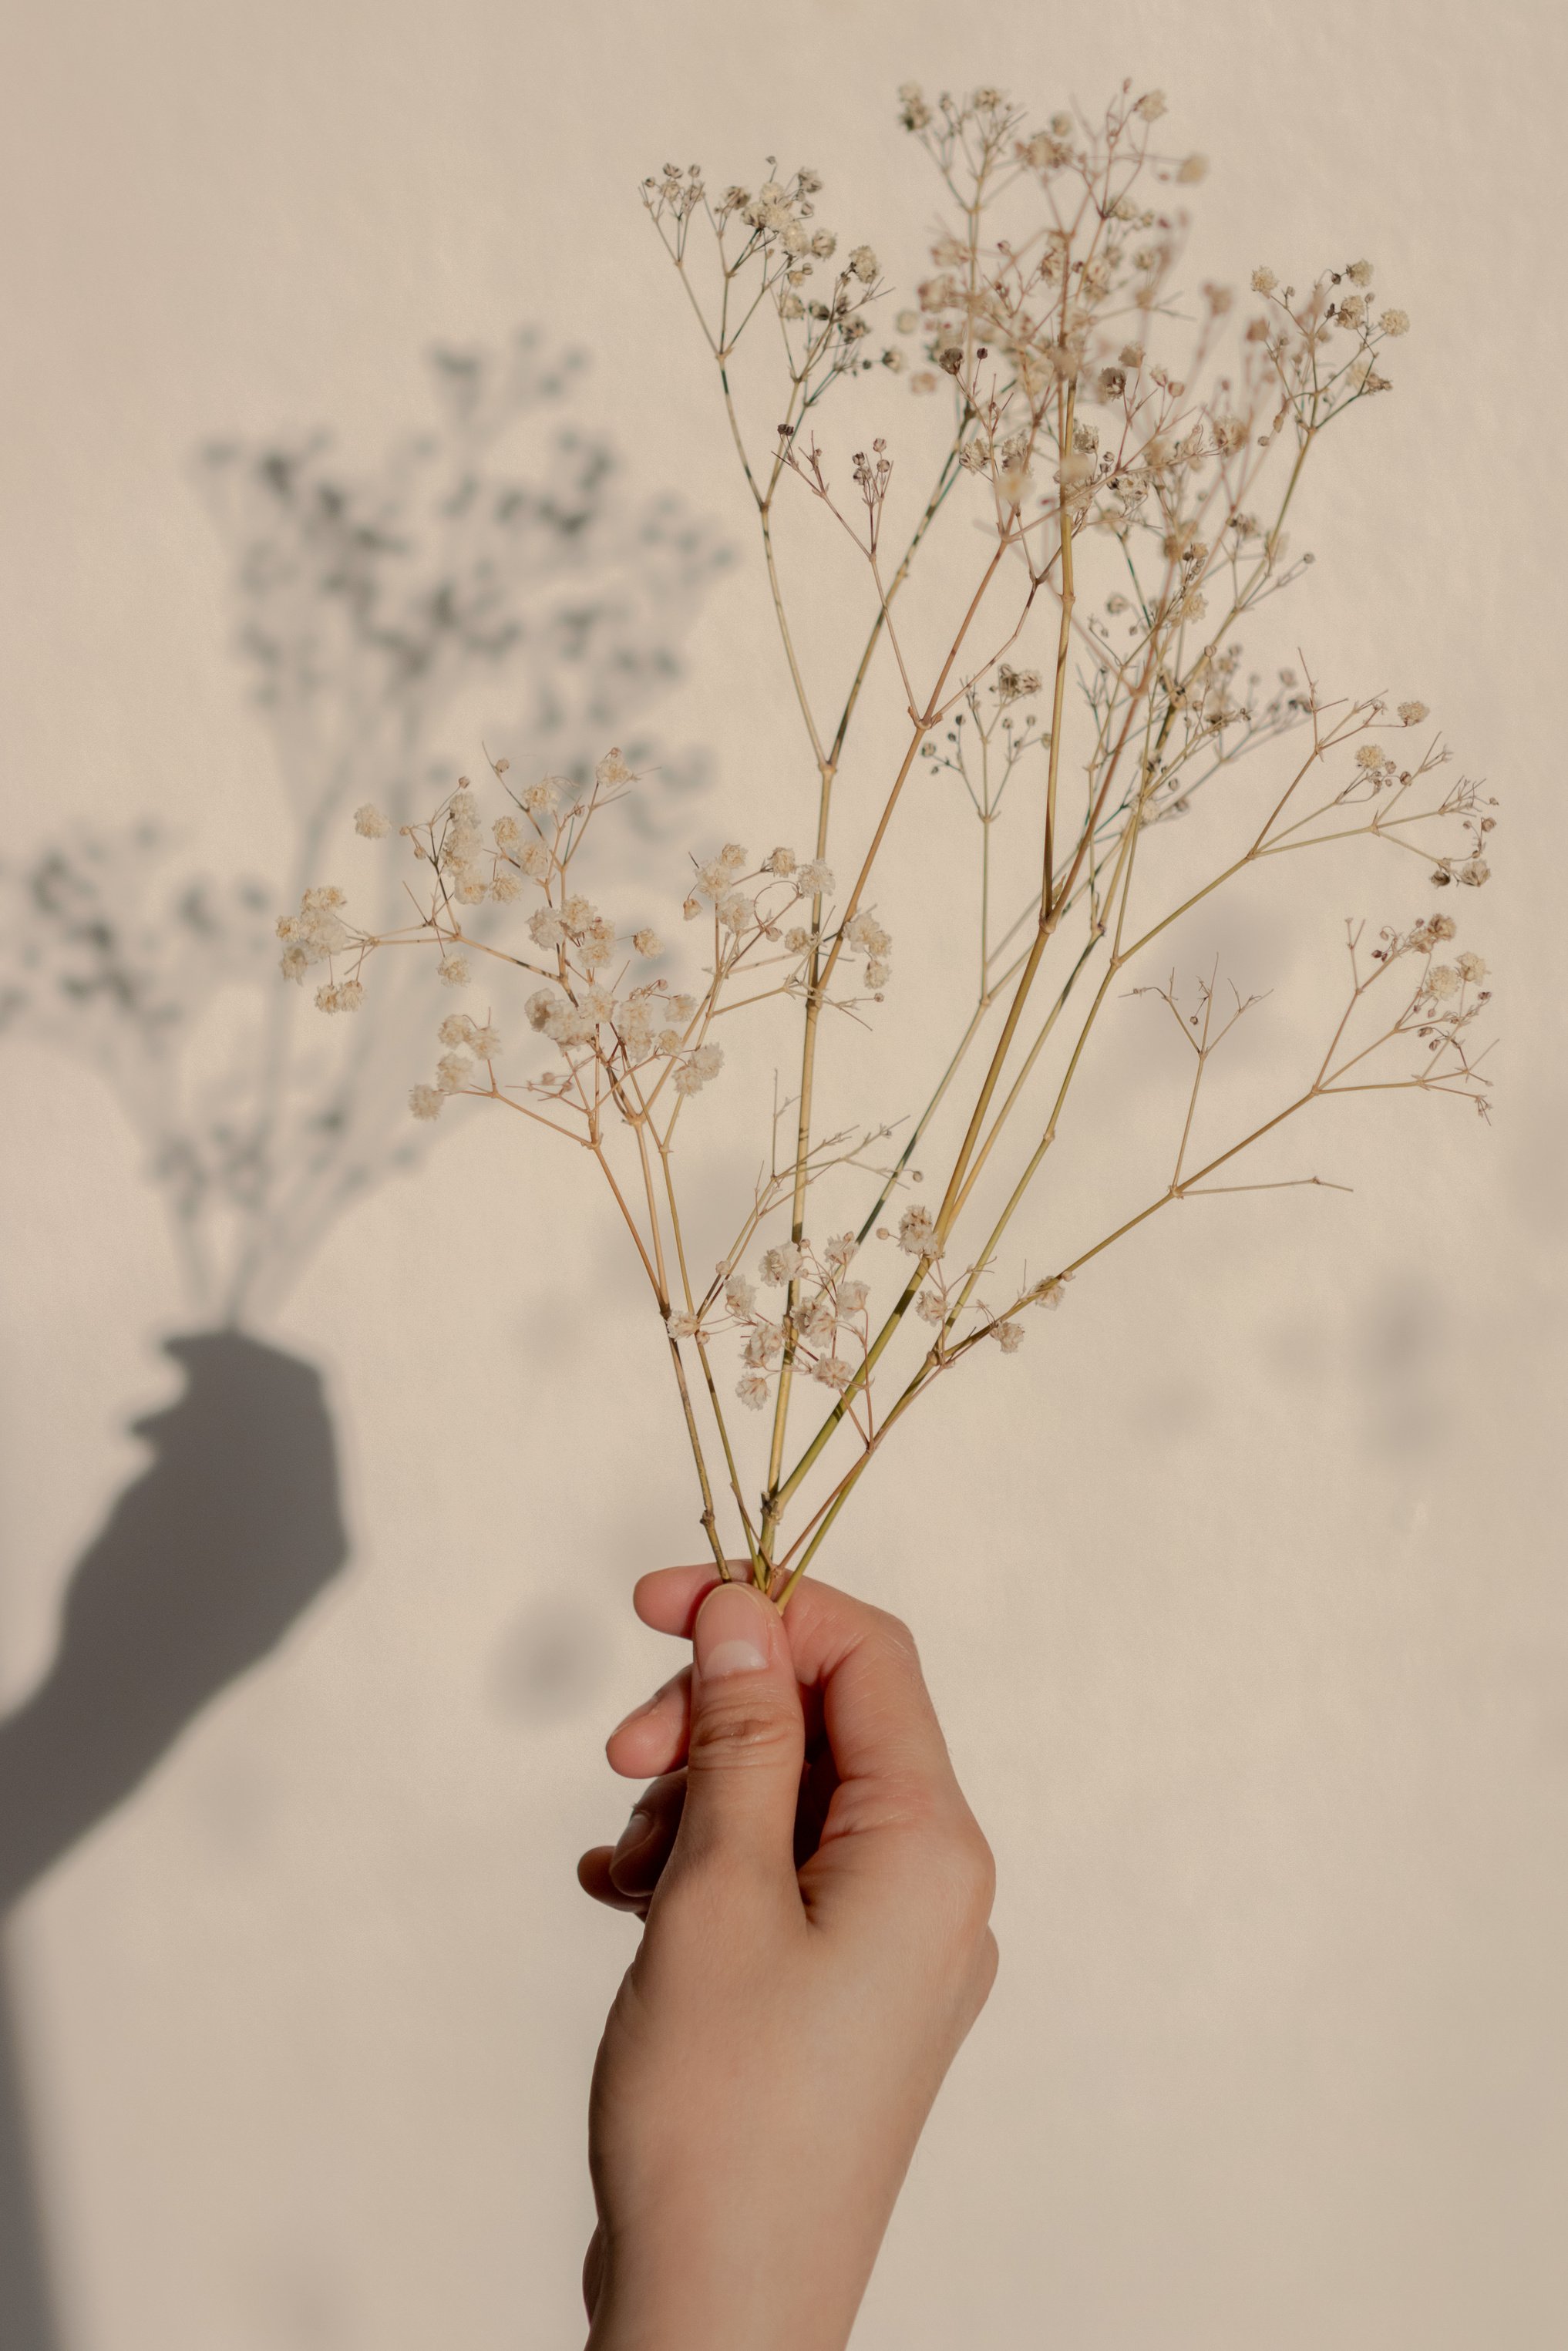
[584,2232,863,2351]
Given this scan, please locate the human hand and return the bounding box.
[577,1566,998,2350]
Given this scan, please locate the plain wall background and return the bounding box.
[2,2,1564,2345]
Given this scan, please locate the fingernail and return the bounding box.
[694,1582,772,1680]
[611,1808,655,1864]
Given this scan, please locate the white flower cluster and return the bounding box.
[668,1230,871,1412]
[408,1013,503,1120]
[278,886,355,990]
[524,978,722,1089]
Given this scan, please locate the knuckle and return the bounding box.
[687,1697,798,1767]
[866,1603,923,1669]
[933,1819,997,1934]
[969,1926,1001,2014]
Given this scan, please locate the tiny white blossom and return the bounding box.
[784,1300,826,1353]
[897,1205,937,1256]
[315,980,364,1013]
[354,803,391,838]
[409,1084,443,1121]
[744,1320,786,1367]
[674,1038,724,1095]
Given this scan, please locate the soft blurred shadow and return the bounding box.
[489,1593,609,1727]
[0,329,724,2345]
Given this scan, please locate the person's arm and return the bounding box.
[577,1566,999,2350]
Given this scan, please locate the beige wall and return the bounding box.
[1,1,1563,2345]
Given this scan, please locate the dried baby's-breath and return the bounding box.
[288,79,1496,1603]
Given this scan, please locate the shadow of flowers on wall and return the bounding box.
[0,328,726,2349]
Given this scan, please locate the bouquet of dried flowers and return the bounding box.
[279,80,1496,1606]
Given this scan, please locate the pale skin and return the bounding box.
[577,1568,999,2349]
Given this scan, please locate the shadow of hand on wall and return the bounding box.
[0,1331,347,1915]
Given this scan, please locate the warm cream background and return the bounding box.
[2,2,1564,2345]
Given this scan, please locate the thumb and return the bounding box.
[671,1579,804,1896]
